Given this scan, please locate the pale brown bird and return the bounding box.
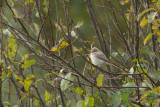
[90,47,109,66]
[90,47,123,70]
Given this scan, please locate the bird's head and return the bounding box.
[90,47,99,53]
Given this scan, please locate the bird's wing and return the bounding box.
[95,52,109,62]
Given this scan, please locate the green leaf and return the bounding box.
[20,96,26,102]
[96,74,104,86]
[107,91,112,97]
[110,91,121,107]
[157,0,160,9]
[72,87,83,95]
[122,82,137,92]
[46,72,59,76]
[137,8,155,22]
[151,72,160,80]
[76,100,86,107]
[12,105,18,107]
[132,59,148,63]
[43,0,49,14]
[3,101,11,106]
[33,23,39,34]
[148,12,157,23]
[143,80,153,90]
[140,91,155,100]
[85,96,94,107]
[157,38,160,42]
[144,33,153,45]
[21,60,36,69]
[60,73,74,91]
[137,67,147,73]
[45,91,53,102]
[139,50,156,57]
[121,92,129,105]
[35,99,39,106]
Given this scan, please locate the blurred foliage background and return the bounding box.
[1,0,160,107]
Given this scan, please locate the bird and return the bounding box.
[90,47,123,70]
[90,47,109,66]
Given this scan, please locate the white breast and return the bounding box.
[90,53,104,66]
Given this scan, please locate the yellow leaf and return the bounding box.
[35,99,39,106]
[152,26,158,30]
[54,21,67,32]
[120,0,130,5]
[12,8,21,18]
[91,66,94,70]
[7,71,13,77]
[125,0,129,3]
[97,74,104,86]
[0,60,2,66]
[140,17,149,27]
[20,96,26,102]
[152,0,156,2]
[22,54,29,61]
[29,75,35,79]
[1,68,5,79]
[8,36,16,60]
[140,91,155,100]
[144,33,153,45]
[54,22,61,31]
[48,41,69,55]
[156,30,160,36]
[72,45,78,53]
[24,75,35,91]
[45,91,53,102]
[74,20,84,28]
[15,75,24,84]
[24,79,32,91]
[154,87,160,93]
[25,0,34,5]
[76,48,83,53]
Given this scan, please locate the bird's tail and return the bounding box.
[106,62,128,72]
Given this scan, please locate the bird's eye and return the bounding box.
[93,49,96,52]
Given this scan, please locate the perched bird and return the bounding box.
[90,47,123,70]
[90,47,109,66]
